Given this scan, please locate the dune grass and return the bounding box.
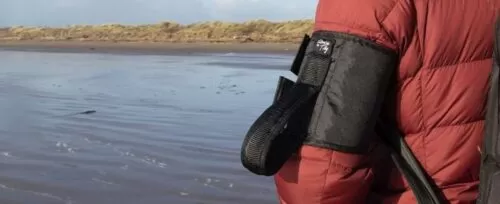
[0,19,314,43]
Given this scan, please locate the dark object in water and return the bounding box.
[79,110,97,115]
[60,110,97,117]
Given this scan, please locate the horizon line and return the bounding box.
[0,18,315,29]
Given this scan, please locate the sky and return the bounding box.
[0,0,317,27]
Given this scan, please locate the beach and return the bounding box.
[0,46,294,204]
[0,19,306,204]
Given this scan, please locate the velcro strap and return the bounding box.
[241,83,317,175]
[240,33,335,176]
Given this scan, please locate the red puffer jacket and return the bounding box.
[274,0,496,203]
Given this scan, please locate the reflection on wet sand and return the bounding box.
[0,50,293,204]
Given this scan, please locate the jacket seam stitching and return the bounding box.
[417,71,427,168]
[315,21,395,48]
[379,0,404,47]
[315,20,380,35]
[427,57,490,70]
[319,151,334,204]
[380,0,402,24]
[404,119,484,136]
[413,26,428,169]
[397,58,490,83]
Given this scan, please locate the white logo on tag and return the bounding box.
[316,39,331,54]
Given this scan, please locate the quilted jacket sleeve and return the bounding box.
[274,0,415,203]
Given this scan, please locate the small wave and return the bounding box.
[112,148,167,169]
[194,178,235,190]
[56,142,77,153]
[0,183,72,204]
[140,156,168,168]
[112,147,135,157]
[92,178,118,186]
[126,102,233,114]
[1,152,12,157]
[120,165,129,170]
[202,61,289,70]
[83,137,111,146]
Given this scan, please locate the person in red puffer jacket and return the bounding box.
[274,0,498,203]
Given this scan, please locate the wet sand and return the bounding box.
[0,50,292,204]
[0,41,299,55]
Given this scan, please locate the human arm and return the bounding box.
[274,0,415,203]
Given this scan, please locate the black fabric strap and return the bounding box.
[240,30,443,204]
[376,119,444,204]
[477,17,500,204]
[240,34,333,175]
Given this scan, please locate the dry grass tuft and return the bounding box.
[1,19,314,43]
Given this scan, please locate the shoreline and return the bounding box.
[0,41,300,55]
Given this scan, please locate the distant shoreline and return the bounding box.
[0,20,311,55]
[0,41,300,55]
[0,19,313,46]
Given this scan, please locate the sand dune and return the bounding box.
[1,19,313,44]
